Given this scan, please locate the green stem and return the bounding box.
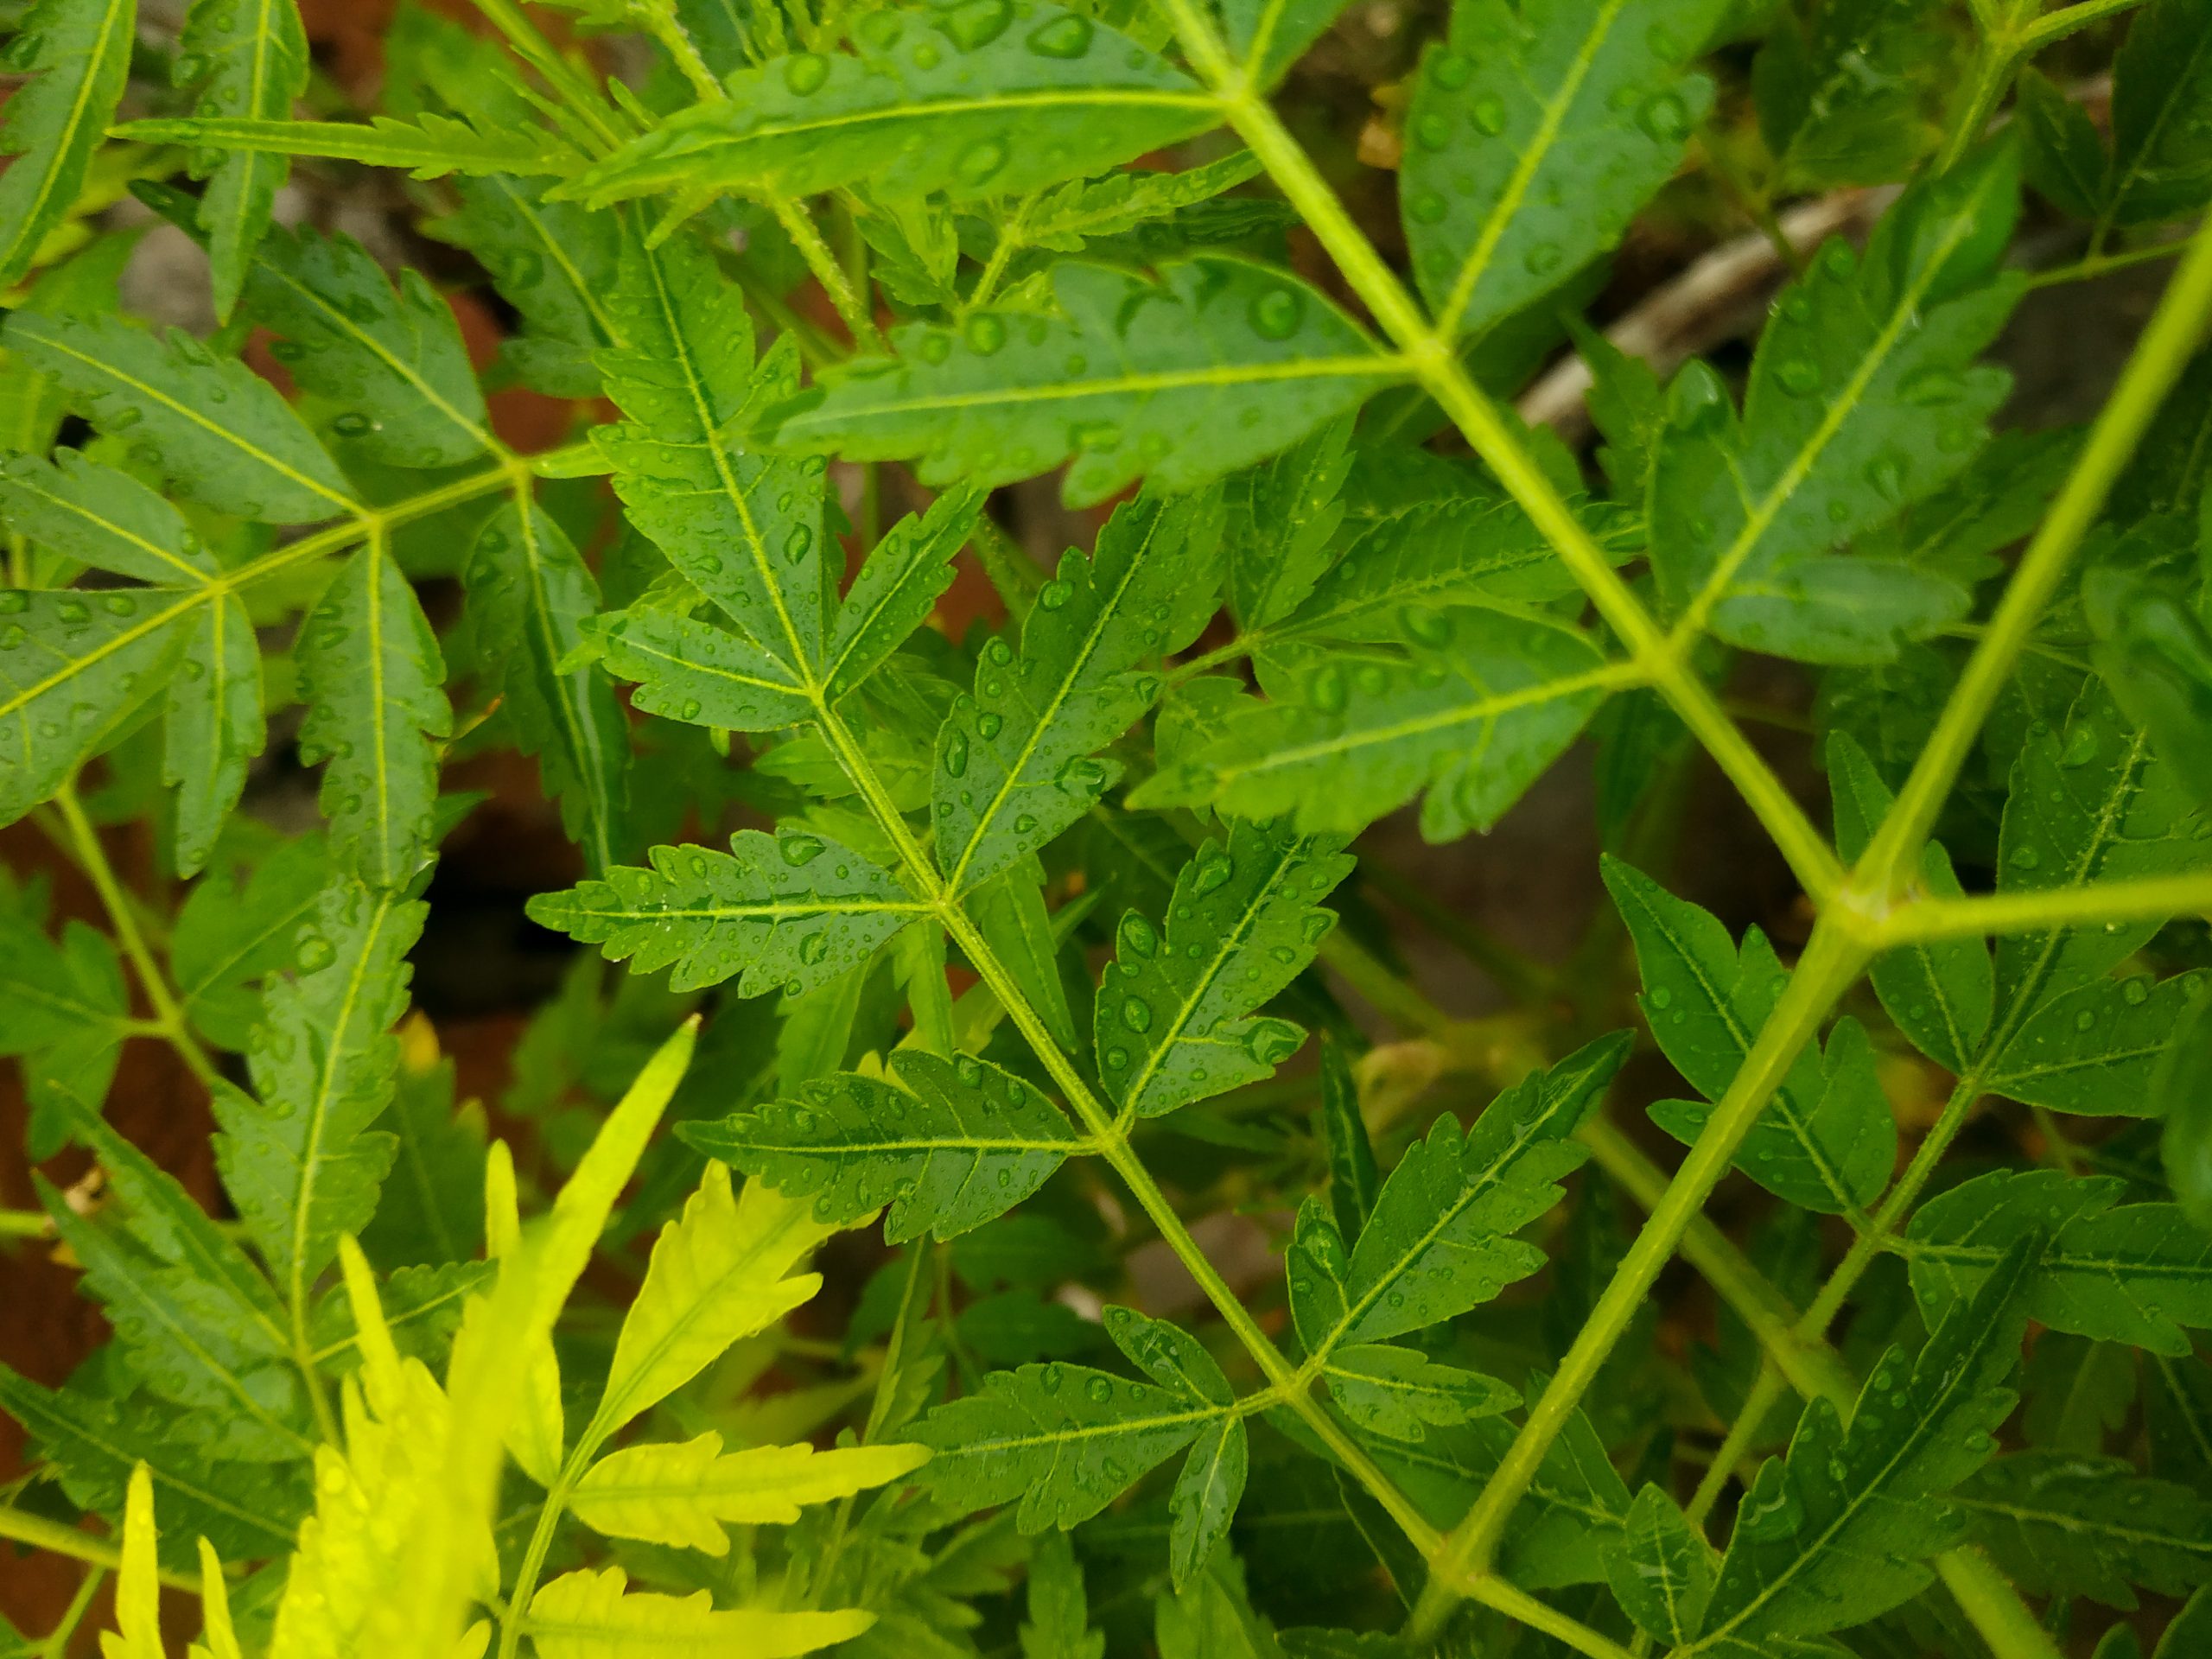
[2026,233,2192,290]
[1412,920,1866,1635]
[1466,1575,1638,1659]
[1800,1072,1983,1336]
[2018,0,2148,52]
[1155,24,1840,904]
[1853,210,2212,904]
[1877,868,2212,943]
[766,194,885,353]
[38,1562,106,1659]
[1685,1366,1783,1525]
[1935,37,2018,175]
[51,780,219,1092]
[0,1504,197,1592]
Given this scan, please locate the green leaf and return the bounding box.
[579,603,812,734]
[294,543,453,891]
[1319,1037,1379,1241]
[465,499,631,873]
[1752,0,1952,188]
[1983,967,2202,1116]
[524,1567,873,1659]
[1093,818,1350,1119]
[1828,732,1992,1073]
[1401,0,1728,339]
[1314,1036,1625,1356]
[594,232,830,680]
[1605,1484,1719,1646]
[1264,491,1622,643]
[163,592,266,877]
[825,486,983,703]
[525,829,926,996]
[968,861,1079,1048]
[1171,1416,1249,1590]
[1218,0,1354,87]
[2019,68,2108,220]
[2160,988,2212,1232]
[590,1163,836,1437]
[766,258,1397,507]
[1904,1168,2212,1357]
[1651,150,2023,662]
[687,1048,1081,1243]
[2110,0,2212,227]
[39,1174,312,1460]
[429,174,624,397]
[0,311,357,522]
[171,831,329,1050]
[0,450,219,585]
[360,1056,486,1270]
[1018,150,1269,256]
[2085,559,2212,810]
[1679,1240,2034,1655]
[236,222,493,467]
[1604,858,1894,1213]
[571,1432,928,1552]
[1319,1344,1517,1443]
[913,1357,1231,1530]
[0,1364,308,1566]
[1986,689,2212,1043]
[0,0,134,286]
[115,112,586,181]
[0,587,189,829]
[1956,1452,2212,1610]
[0,909,127,1158]
[175,0,312,321]
[1021,1531,1106,1659]
[563,5,1212,207]
[935,488,1220,893]
[1222,413,1352,632]
[1132,613,1615,839]
[213,877,423,1311]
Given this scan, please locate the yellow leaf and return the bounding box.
[570,1432,929,1552]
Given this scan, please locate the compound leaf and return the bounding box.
[525,829,926,996]
[590,1163,836,1437]
[294,543,452,891]
[2111,0,2212,227]
[1094,818,1350,1118]
[0,0,134,287]
[824,485,983,702]
[1134,613,1612,839]
[1956,1452,2212,1610]
[766,258,1396,507]
[1319,1344,1517,1443]
[1904,1169,2212,1357]
[685,1049,1081,1244]
[464,499,630,873]
[570,1433,928,1553]
[568,4,1211,207]
[1605,858,1894,1213]
[1681,1241,2035,1654]
[1321,1035,1625,1355]
[523,1567,873,1659]
[0,449,219,585]
[1651,149,2022,663]
[236,220,493,467]
[1402,0,1729,340]
[0,586,192,828]
[213,878,423,1313]
[175,0,312,320]
[935,488,1218,893]
[914,1359,1230,1531]
[0,311,356,523]
[595,232,829,678]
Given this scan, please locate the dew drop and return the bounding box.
[1306,663,1348,715]
[779,832,825,866]
[1249,287,1303,341]
[944,728,970,777]
[965,314,1007,356]
[1026,14,1093,57]
[1038,578,1072,611]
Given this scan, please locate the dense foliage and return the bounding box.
[3,0,2212,1655]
